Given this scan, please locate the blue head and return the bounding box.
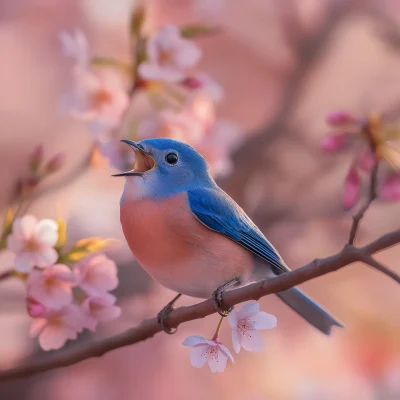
[114,138,216,200]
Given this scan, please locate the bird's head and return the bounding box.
[113,138,214,197]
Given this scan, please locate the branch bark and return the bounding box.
[1,228,399,381]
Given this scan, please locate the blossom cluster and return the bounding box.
[4,213,120,351]
[320,111,400,209]
[60,6,242,177]
[183,302,277,372]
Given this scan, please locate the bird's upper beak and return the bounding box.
[112,140,156,177]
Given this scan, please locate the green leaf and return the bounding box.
[91,57,134,77]
[180,25,220,39]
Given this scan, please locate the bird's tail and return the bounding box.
[276,287,343,335]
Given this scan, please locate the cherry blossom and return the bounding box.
[30,304,87,350]
[27,264,76,309]
[26,297,46,318]
[320,132,348,152]
[7,215,59,273]
[138,25,202,83]
[137,110,204,144]
[228,302,277,353]
[73,253,118,300]
[59,29,89,69]
[80,295,121,331]
[63,68,129,136]
[181,73,224,103]
[182,335,234,372]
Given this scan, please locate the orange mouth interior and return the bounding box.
[133,151,156,173]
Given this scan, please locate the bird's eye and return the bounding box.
[165,152,179,165]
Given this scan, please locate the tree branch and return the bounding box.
[1,228,400,381]
[348,162,378,245]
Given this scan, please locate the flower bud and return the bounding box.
[326,111,357,127]
[181,76,203,89]
[343,165,361,210]
[26,297,46,318]
[320,133,348,152]
[381,174,400,201]
[44,152,65,174]
[29,145,44,173]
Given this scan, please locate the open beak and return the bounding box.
[112,140,156,177]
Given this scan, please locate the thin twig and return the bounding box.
[348,162,379,245]
[1,229,399,381]
[359,252,400,284]
[0,269,13,282]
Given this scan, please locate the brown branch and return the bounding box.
[1,228,400,381]
[359,252,400,284]
[348,162,379,245]
[0,269,13,282]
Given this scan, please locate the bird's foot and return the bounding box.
[157,293,182,334]
[212,278,240,317]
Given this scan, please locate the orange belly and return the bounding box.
[120,192,254,298]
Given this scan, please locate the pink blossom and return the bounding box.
[228,302,277,353]
[326,111,357,127]
[137,110,204,144]
[7,215,59,273]
[381,174,400,200]
[181,73,224,103]
[63,68,129,136]
[30,305,87,350]
[182,335,234,372]
[320,133,348,152]
[343,165,361,210]
[80,296,121,331]
[59,29,89,69]
[138,25,201,83]
[27,264,76,309]
[26,297,46,318]
[97,138,134,171]
[73,253,118,300]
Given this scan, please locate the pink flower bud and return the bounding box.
[358,150,375,172]
[44,152,65,174]
[181,76,203,89]
[343,165,361,210]
[16,176,41,198]
[380,174,400,200]
[29,145,44,173]
[320,133,348,152]
[26,297,46,318]
[326,111,357,127]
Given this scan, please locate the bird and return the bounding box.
[114,138,343,334]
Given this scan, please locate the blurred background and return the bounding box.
[1,0,400,399]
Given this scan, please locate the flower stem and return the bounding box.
[212,316,225,340]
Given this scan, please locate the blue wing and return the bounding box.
[187,187,290,274]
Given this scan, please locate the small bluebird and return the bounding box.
[114,138,343,334]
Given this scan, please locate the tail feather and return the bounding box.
[276,287,343,335]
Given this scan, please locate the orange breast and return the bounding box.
[120,192,254,298]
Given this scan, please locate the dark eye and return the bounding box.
[165,152,178,165]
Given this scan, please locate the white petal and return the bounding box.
[189,344,209,368]
[38,325,77,351]
[228,309,238,329]
[173,40,202,69]
[251,312,277,330]
[218,343,235,364]
[208,348,228,373]
[241,329,264,352]
[231,330,241,354]
[182,335,207,347]
[34,247,58,267]
[33,219,58,246]
[13,215,37,238]
[237,302,259,320]
[14,253,35,272]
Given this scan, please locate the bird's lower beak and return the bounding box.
[112,140,156,177]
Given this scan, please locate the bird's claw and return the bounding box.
[157,303,178,334]
[212,287,233,317]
